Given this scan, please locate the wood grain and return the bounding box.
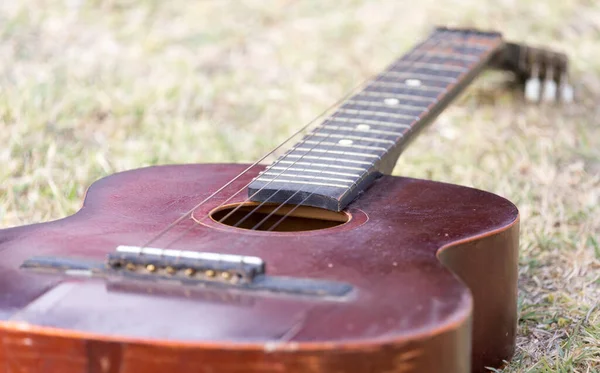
[0,163,519,372]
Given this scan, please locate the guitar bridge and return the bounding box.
[21,247,352,298]
[107,245,265,285]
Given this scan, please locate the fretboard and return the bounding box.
[249,27,504,211]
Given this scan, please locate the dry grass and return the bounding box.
[1,0,599,371]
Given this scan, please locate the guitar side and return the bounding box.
[439,215,519,371]
[0,164,518,373]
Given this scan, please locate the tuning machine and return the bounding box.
[493,42,573,104]
[521,46,573,104]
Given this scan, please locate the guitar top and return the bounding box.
[0,27,571,373]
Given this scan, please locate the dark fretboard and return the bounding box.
[249,27,504,211]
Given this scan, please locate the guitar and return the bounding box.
[0,27,572,373]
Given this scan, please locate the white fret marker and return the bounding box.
[405,79,422,87]
[356,124,370,131]
[383,98,400,106]
[338,139,354,146]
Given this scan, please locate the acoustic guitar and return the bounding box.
[0,27,572,372]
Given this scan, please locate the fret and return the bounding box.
[341,103,423,118]
[346,99,427,112]
[295,147,381,159]
[363,86,441,99]
[381,71,457,83]
[327,117,412,129]
[254,178,350,189]
[259,172,354,184]
[392,61,468,73]
[265,166,361,178]
[408,51,479,62]
[399,56,474,69]
[284,154,373,166]
[337,108,417,121]
[321,124,404,137]
[274,160,368,172]
[378,75,453,89]
[437,45,493,56]
[407,44,486,60]
[430,40,491,51]
[301,140,388,152]
[357,91,436,104]
[387,67,463,80]
[310,132,396,145]
[369,81,446,93]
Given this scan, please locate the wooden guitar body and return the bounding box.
[0,163,518,373]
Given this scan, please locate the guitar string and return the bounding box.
[239,34,452,231]
[241,31,478,231]
[138,2,372,249]
[257,35,478,231]
[186,35,442,231]
[264,31,482,231]
[177,34,499,250]
[140,82,365,248]
[192,31,477,235]
[151,33,447,248]
[146,29,486,249]
[228,32,499,235]
[208,34,447,229]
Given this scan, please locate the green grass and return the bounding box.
[1,0,599,371]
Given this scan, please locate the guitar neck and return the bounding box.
[249,28,505,211]
[312,28,504,172]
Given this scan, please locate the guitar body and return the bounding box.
[0,163,518,373]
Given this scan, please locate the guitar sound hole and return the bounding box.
[209,203,350,232]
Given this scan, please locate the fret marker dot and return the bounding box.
[338,139,354,146]
[356,124,370,131]
[405,78,422,87]
[384,98,400,106]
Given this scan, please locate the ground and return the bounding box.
[0,0,599,372]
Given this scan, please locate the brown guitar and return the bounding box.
[0,27,572,372]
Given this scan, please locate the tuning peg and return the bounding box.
[524,64,541,103]
[559,76,574,104]
[542,66,557,103]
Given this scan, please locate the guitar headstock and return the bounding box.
[491,42,574,104]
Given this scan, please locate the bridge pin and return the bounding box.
[230,273,242,284]
[204,269,216,278]
[221,271,232,280]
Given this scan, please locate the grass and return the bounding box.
[1,0,599,371]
